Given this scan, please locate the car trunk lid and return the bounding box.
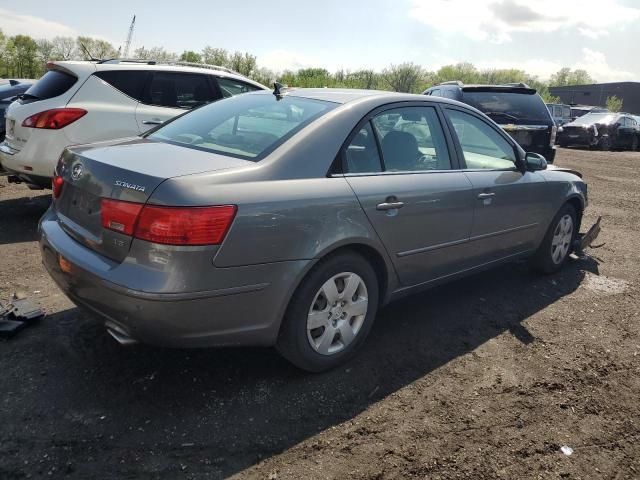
[54,138,252,262]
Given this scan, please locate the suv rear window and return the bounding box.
[23,70,77,101]
[95,70,149,102]
[461,91,551,123]
[148,93,336,161]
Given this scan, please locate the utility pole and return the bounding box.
[122,15,136,58]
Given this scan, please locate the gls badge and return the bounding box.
[114,180,146,192]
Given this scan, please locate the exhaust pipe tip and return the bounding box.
[105,322,138,346]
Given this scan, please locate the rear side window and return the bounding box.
[148,93,336,160]
[23,70,77,101]
[95,70,149,102]
[217,77,262,98]
[144,72,217,109]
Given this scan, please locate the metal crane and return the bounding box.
[122,15,136,58]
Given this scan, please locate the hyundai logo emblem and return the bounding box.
[71,163,83,180]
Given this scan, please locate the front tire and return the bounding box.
[631,136,638,151]
[599,136,612,151]
[276,252,379,372]
[530,203,578,274]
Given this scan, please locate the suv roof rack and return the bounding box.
[97,58,245,78]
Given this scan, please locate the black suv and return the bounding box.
[424,82,557,163]
[0,79,34,141]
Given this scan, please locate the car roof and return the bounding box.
[284,88,463,106]
[49,60,268,90]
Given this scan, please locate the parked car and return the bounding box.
[0,79,34,141]
[546,103,572,126]
[0,60,267,188]
[39,88,593,372]
[569,105,608,122]
[424,81,557,163]
[557,112,639,150]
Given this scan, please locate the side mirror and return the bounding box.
[525,152,547,171]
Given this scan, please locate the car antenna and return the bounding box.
[79,42,100,62]
[273,81,287,100]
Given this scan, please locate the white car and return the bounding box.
[0,60,267,188]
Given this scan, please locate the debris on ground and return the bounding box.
[560,445,574,456]
[0,296,45,339]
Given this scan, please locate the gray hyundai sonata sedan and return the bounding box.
[39,87,590,371]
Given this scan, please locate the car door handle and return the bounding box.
[477,192,496,199]
[142,120,163,125]
[376,201,405,211]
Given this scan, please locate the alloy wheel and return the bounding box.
[306,272,368,355]
[551,214,574,264]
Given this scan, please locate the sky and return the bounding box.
[0,0,638,82]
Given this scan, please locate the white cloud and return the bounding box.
[472,49,636,82]
[409,0,640,43]
[260,49,323,72]
[0,8,78,39]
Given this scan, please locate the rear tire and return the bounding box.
[599,136,612,151]
[529,203,578,274]
[276,252,379,372]
[631,136,638,151]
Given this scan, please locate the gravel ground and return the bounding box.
[0,148,638,479]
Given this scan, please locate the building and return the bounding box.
[549,82,640,114]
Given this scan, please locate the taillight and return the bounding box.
[550,125,557,147]
[22,108,87,129]
[135,205,237,245]
[100,199,236,246]
[101,199,144,235]
[52,174,64,199]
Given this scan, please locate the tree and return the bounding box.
[9,35,39,78]
[36,39,55,63]
[179,50,202,63]
[201,46,229,66]
[549,68,595,87]
[383,63,425,93]
[51,36,76,60]
[606,95,623,112]
[76,36,116,60]
[134,46,177,62]
[229,51,256,76]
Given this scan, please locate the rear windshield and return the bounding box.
[571,113,617,126]
[462,91,550,123]
[23,70,77,101]
[148,93,336,160]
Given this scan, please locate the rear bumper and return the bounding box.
[0,129,70,181]
[39,209,312,348]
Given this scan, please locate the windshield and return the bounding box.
[571,113,616,126]
[461,91,551,123]
[148,93,336,161]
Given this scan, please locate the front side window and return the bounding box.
[371,106,451,172]
[145,72,215,109]
[446,109,517,170]
[217,77,262,98]
[148,93,335,160]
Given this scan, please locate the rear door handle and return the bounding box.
[142,120,163,125]
[376,201,405,211]
[477,192,496,199]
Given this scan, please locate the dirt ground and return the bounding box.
[0,148,638,479]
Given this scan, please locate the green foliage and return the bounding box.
[549,67,595,87]
[179,50,202,63]
[606,95,623,112]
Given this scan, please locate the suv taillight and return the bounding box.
[101,199,237,246]
[22,108,87,129]
[550,125,557,147]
